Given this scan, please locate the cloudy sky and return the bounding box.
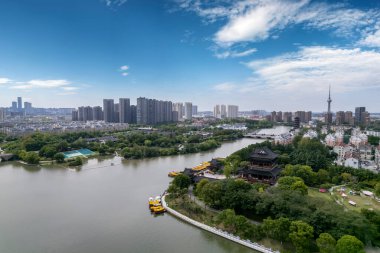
[0,0,379,112]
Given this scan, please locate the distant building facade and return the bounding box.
[103,99,115,123]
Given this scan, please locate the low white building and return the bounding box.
[375,146,380,166]
[303,130,318,139]
[344,157,360,169]
[333,144,355,164]
[359,145,373,161]
[325,134,336,147]
[274,133,294,145]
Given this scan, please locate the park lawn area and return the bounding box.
[333,188,380,212]
[308,188,333,201]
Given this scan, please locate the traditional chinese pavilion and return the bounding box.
[237,147,282,185]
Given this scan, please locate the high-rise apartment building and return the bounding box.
[130,105,137,124]
[0,108,6,121]
[72,110,78,121]
[11,101,17,111]
[271,111,277,122]
[83,106,93,121]
[24,102,32,115]
[137,97,173,125]
[276,111,283,122]
[336,111,345,125]
[103,99,115,123]
[114,103,120,123]
[283,112,292,123]
[345,111,354,125]
[214,105,221,118]
[362,111,370,126]
[192,105,198,116]
[355,107,366,125]
[78,106,85,121]
[17,97,22,110]
[119,98,131,123]
[93,106,103,121]
[305,111,312,122]
[173,102,184,121]
[227,105,239,119]
[214,104,228,119]
[184,102,192,120]
[295,111,306,123]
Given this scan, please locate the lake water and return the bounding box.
[0,138,263,253]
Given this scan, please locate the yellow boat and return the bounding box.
[168,171,181,177]
[152,205,166,214]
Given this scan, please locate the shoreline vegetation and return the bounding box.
[166,138,380,253]
[0,121,268,166]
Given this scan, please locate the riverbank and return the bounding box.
[162,195,279,253]
[164,193,288,252]
[0,127,244,165]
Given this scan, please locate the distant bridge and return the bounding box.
[244,133,276,139]
[0,154,15,162]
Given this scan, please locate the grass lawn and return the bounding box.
[333,188,380,212]
[308,187,380,212]
[308,188,333,201]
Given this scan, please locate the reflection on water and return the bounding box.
[0,138,262,253]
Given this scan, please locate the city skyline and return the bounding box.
[0,0,380,111]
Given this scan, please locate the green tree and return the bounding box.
[336,235,365,253]
[262,217,291,243]
[374,182,380,197]
[290,180,308,195]
[316,233,336,253]
[199,180,224,208]
[195,179,209,196]
[20,151,40,164]
[289,220,314,253]
[278,176,308,194]
[54,153,65,163]
[68,157,83,166]
[172,174,191,189]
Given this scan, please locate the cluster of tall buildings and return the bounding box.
[9,97,33,115]
[72,98,197,125]
[213,105,239,119]
[269,111,312,123]
[337,107,370,126]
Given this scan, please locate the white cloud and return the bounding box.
[119,65,129,76]
[215,0,309,46]
[243,46,380,93]
[120,65,129,71]
[213,82,237,92]
[9,79,77,90]
[215,48,257,59]
[0,78,12,84]
[359,29,380,48]
[62,86,79,91]
[177,0,380,47]
[104,0,127,7]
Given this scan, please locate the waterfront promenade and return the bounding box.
[162,195,279,253]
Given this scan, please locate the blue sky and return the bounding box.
[0,0,380,112]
